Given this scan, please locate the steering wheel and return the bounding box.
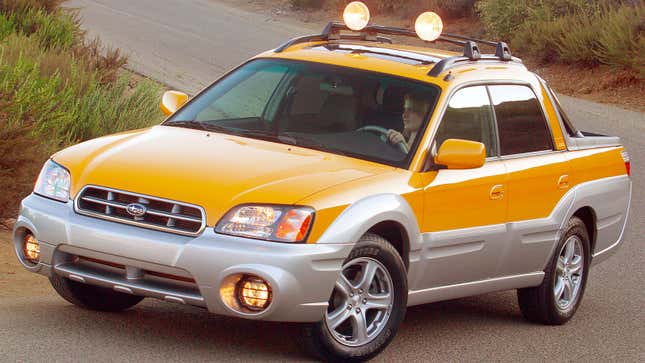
[357,125,409,154]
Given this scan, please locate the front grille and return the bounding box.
[75,186,206,236]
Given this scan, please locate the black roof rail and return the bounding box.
[275,21,522,76]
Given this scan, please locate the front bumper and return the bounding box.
[13,194,352,322]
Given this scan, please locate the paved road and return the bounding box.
[2,0,643,361]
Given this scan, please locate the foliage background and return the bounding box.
[290,0,644,75]
[0,0,164,222]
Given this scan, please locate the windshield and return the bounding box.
[166,59,440,168]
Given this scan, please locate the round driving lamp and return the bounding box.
[343,1,370,31]
[235,275,272,312]
[23,233,41,264]
[415,11,443,42]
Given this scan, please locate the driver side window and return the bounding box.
[435,86,498,157]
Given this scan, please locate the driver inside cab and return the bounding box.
[386,92,430,151]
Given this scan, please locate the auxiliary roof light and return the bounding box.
[343,1,370,31]
[415,11,443,42]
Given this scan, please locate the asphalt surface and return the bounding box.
[2,0,644,361]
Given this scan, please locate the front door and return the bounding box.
[418,86,508,289]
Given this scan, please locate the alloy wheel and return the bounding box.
[554,236,585,311]
[325,257,394,347]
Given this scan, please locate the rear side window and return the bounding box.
[489,85,553,155]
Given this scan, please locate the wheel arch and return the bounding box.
[366,221,410,270]
[316,194,422,264]
[572,206,597,254]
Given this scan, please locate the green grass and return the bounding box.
[0,1,164,219]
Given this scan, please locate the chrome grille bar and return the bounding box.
[75,185,206,236]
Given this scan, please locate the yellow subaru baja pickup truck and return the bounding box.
[13,3,631,361]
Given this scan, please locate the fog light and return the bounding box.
[23,234,40,263]
[236,275,272,311]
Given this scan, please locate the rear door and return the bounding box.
[490,84,571,276]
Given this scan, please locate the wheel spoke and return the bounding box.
[557,257,566,275]
[365,292,391,311]
[564,239,576,263]
[569,255,583,275]
[335,275,352,297]
[358,261,378,291]
[554,277,565,300]
[351,311,369,342]
[563,278,573,301]
[339,272,357,291]
[327,307,351,330]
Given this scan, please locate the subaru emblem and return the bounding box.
[126,203,147,217]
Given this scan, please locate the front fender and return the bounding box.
[316,193,422,250]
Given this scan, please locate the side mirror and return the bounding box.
[160,90,189,116]
[435,139,486,169]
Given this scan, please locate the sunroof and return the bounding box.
[310,43,442,65]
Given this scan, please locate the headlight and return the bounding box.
[34,159,71,202]
[215,205,314,243]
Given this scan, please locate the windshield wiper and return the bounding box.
[280,133,351,156]
[165,121,255,136]
[164,120,208,131]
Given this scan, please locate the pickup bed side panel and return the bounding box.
[565,147,631,265]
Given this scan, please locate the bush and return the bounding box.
[0,124,50,220]
[0,0,66,14]
[0,3,163,219]
[593,3,644,73]
[289,0,325,9]
[291,0,477,18]
[476,0,601,39]
[478,0,643,73]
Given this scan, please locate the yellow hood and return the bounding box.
[54,126,391,225]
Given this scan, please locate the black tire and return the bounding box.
[49,273,144,312]
[304,233,408,362]
[517,216,591,325]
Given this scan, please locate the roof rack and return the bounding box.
[274,22,522,77]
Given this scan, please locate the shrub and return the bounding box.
[289,0,325,9]
[593,3,644,73]
[0,3,163,219]
[475,0,531,39]
[476,0,602,40]
[0,0,67,14]
[292,0,477,18]
[0,124,50,220]
[478,0,643,73]
[511,16,569,63]
[555,13,602,65]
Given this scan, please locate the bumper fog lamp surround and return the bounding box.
[23,234,40,263]
[236,275,272,312]
[34,159,71,202]
[216,205,314,243]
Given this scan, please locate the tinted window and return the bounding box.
[489,85,553,155]
[435,86,498,157]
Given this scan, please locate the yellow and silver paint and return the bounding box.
[12,39,631,322]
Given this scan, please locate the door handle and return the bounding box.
[558,175,570,190]
[489,184,505,200]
